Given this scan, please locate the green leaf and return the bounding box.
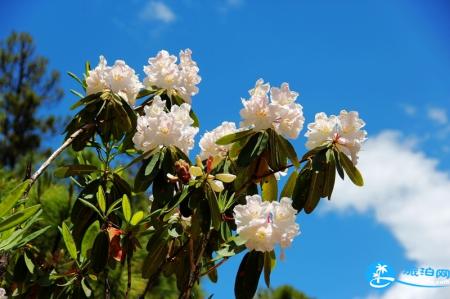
[0,180,30,218]
[24,252,35,274]
[322,150,336,199]
[145,150,162,176]
[130,211,144,226]
[142,243,168,278]
[339,151,364,186]
[304,170,325,214]
[333,148,345,179]
[261,174,278,202]
[61,222,78,260]
[277,135,299,168]
[81,221,100,258]
[216,128,255,145]
[79,199,103,219]
[81,278,92,297]
[91,231,109,273]
[280,170,298,198]
[263,251,276,288]
[96,186,106,214]
[234,251,264,299]
[14,225,51,249]
[207,190,221,231]
[122,194,131,222]
[67,71,84,86]
[0,204,41,232]
[54,164,98,178]
[106,198,123,216]
[237,131,269,167]
[301,144,330,163]
[292,168,311,212]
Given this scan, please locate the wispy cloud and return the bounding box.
[400,103,417,116]
[323,131,450,298]
[139,1,176,24]
[427,107,448,125]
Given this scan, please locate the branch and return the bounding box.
[200,257,229,277]
[25,123,95,193]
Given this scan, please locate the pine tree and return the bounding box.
[0,31,63,168]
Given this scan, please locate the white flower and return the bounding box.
[143,49,201,103]
[240,79,305,139]
[86,56,143,105]
[305,110,367,164]
[233,195,300,252]
[199,121,238,160]
[0,288,6,299]
[270,82,299,105]
[132,96,199,155]
[272,198,300,248]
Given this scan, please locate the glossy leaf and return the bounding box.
[81,221,100,258]
[237,131,269,167]
[264,251,276,288]
[216,128,255,145]
[234,251,264,299]
[62,222,78,260]
[91,231,109,273]
[291,169,311,212]
[280,170,298,198]
[130,211,144,226]
[278,135,299,168]
[54,164,98,178]
[96,186,106,214]
[122,194,132,222]
[339,151,364,186]
[261,174,278,202]
[304,170,325,214]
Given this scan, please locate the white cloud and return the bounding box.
[323,131,450,298]
[139,1,176,24]
[427,107,448,125]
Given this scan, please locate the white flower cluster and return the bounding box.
[305,110,367,164]
[132,96,199,155]
[240,79,305,139]
[198,121,238,160]
[143,49,201,103]
[233,195,300,252]
[86,56,143,105]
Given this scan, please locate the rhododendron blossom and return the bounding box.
[199,121,238,160]
[143,49,201,103]
[132,96,198,155]
[305,110,367,164]
[86,55,143,105]
[240,79,305,139]
[233,195,300,252]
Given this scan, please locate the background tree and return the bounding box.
[0,31,63,168]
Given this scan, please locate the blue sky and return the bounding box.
[2,1,450,298]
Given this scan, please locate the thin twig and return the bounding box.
[200,257,229,277]
[179,231,211,299]
[25,123,95,194]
